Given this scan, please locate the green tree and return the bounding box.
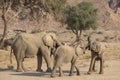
[64,2,98,42]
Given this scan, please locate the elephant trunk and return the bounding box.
[74,44,79,56]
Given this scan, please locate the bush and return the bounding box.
[104,36,109,40]
[96,38,99,41]
[96,31,104,34]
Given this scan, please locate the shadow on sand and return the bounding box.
[0,68,10,71]
[10,72,52,78]
[10,70,87,78]
[0,67,16,72]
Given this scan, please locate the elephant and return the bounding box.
[12,31,61,72]
[51,42,85,77]
[0,29,26,50]
[85,35,106,74]
[108,0,120,13]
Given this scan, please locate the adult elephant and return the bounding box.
[12,31,61,72]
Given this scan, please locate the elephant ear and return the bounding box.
[90,41,101,53]
[49,33,62,47]
[43,32,61,47]
[42,33,54,48]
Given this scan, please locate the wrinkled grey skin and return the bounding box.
[108,0,120,13]
[85,36,105,74]
[51,43,85,77]
[12,32,60,72]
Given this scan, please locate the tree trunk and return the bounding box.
[2,14,7,39]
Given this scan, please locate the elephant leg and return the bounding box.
[92,59,96,72]
[99,58,103,74]
[21,58,28,72]
[51,66,57,78]
[36,53,43,72]
[75,66,80,76]
[51,62,60,77]
[59,66,64,77]
[14,52,23,72]
[87,56,97,74]
[51,58,62,77]
[19,50,28,72]
[42,49,52,72]
[87,57,93,74]
[16,58,23,72]
[69,60,76,76]
[44,56,52,72]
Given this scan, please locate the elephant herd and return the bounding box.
[1,31,105,78]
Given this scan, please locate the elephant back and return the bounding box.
[54,45,74,62]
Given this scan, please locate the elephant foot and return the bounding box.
[92,69,97,72]
[59,73,64,77]
[87,71,92,75]
[99,71,103,74]
[51,74,56,78]
[16,69,24,72]
[77,72,80,76]
[36,69,43,72]
[46,68,52,72]
[69,73,74,76]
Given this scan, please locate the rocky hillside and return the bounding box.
[0,0,120,33]
[68,0,120,30]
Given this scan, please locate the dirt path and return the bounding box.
[0,59,120,80]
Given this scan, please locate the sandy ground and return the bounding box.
[0,49,120,80]
[0,59,120,80]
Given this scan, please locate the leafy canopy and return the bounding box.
[65,2,97,33]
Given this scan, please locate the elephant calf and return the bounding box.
[51,43,85,77]
[86,36,106,74]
